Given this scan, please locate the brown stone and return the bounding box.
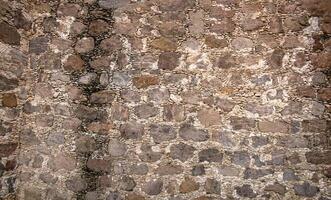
[0,22,21,45]
[198,108,221,127]
[318,87,331,101]
[90,90,115,104]
[87,122,113,134]
[258,120,289,133]
[133,75,159,89]
[205,35,227,48]
[63,55,85,71]
[51,153,76,171]
[0,143,18,157]
[158,52,181,70]
[87,158,111,172]
[100,36,122,52]
[2,93,17,107]
[264,183,286,195]
[155,164,183,175]
[75,37,95,53]
[150,37,177,51]
[88,19,108,36]
[126,193,145,200]
[163,104,186,122]
[210,19,235,33]
[179,177,199,193]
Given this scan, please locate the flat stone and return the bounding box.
[0,22,21,45]
[143,179,163,195]
[75,37,95,54]
[258,120,289,133]
[0,142,18,157]
[179,177,199,193]
[89,19,108,36]
[108,139,127,157]
[192,165,205,176]
[199,148,223,163]
[294,182,319,197]
[0,75,18,91]
[150,124,176,144]
[170,142,195,162]
[133,75,159,89]
[235,184,257,198]
[158,52,181,70]
[179,124,209,141]
[219,165,240,176]
[231,37,254,50]
[76,136,96,153]
[29,36,49,54]
[205,178,221,194]
[64,55,85,71]
[86,158,111,172]
[244,168,273,179]
[155,164,183,175]
[112,72,131,87]
[98,0,130,9]
[163,104,186,122]
[90,90,115,104]
[111,103,129,121]
[150,38,177,51]
[197,108,221,127]
[119,176,136,191]
[66,176,87,192]
[120,122,144,140]
[2,93,17,107]
[134,103,158,118]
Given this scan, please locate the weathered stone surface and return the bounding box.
[66,176,87,192]
[143,180,163,195]
[150,124,176,143]
[29,36,49,54]
[199,148,223,163]
[139,145,162,162]
[155,164,183,175]
[0,22,21,45]
[232,151,250,166]
[134,103,158,118]
[179,177,199,193]
[75,37,95,53]
[163,104,185,122]
[170,142,195,162]
[90,90,115,104]
[258,120,289,133]
[192,165,205,176]
[197,108,221,127]
[112,72,130,87]
[235,184,257,198]
[150,38,177,51]
[76,136,96,153]
[264,183,286,195]
[2,93,17,107]
[230,117,256,130]
[0,143,18,157]
[158,52,181,70]
[89,19,108,36]
[87,158,111,172]
[63,55,85,71]
[179,124,209,141]
[244,168,273,179]
[205,178,221,194]
[119,176,136,191]
[305,151,331,165]
[231,37,254,50]
[111,103,129,121]
[133,75,159,89]
[120,122,144,140]
[294,182,319,197]
[219,165,240,176]
[210,19,235,33]
[51,153,76,171]
[108,139,127,157]
[99,0,130,9]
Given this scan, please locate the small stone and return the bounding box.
[126,193,145,200]
[13,11,32,30]
[100,36,122,52]
[139,145,162,162]
[35,83,53,98]
[121,90,141,102]
[76,136,96,153]
[87,122,112,134]
[57,3,81,17]
[143,179,163,195]
[294,182,319,197]
[120,122,144,140]
[148,88,170,103]
[90,90,115,104]
[70,21,86,35]
[108,139,127,157]
[133,75,159,89]
[312,72,327,85]
[318,87,331,101]
[89,19,108,36]
[75,37,95,54]
[106,192,122,200]
[179,177,199,193]
[0,75,18,91]
[134,103,158,118]
[0,22,21,45]
[204,35,227,48]
[29,36,49,54]
[119,176,136,191]
[78,73,97,85]
[66,176,87,192]
[51,153,76,171]
[129,163,149,175]
[241,18,264,31]
[112,72,130,87]
[150,124,176,144]
[269,17,283,33]
[99,0,130,9]
[155,164,183,175]
[305,151,331,165]
[214,53,236,69]
[264,183,286,195]
[179,124,209,142]
[35,114,54,127]
[2,93,17,107]
[244,168,273,179]
[258,120,289,133]
[158,52,181,70]
[205,178,221,194]
[235,184,257,198]
[268,49,285,68]
[111,103,129,121]
[210,19,235,33]
[231,37,254,51]
[64,55,85,71]
[252,136,269,147]
[24,188,42,200]
[230,117,256,130]
[86,158,111,172]
[219,165,240,176]
[163,104,185,122]
[283,169,299,181]
[159,0,194,11]
[150,37,177,51]
[0,143,18,157]
[46,132,65,146]
[197,108,221,127]
[199,148,223,163]
[170,142,195,162]
[192,165,205,176]
[39,173,58,184]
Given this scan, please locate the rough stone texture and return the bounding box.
[1,0,330,199]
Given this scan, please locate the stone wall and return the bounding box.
[0,0,330,199]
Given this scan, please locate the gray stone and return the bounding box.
[294,182,319,197]
[46,132,65,146]
[129,163,148,175]
[232,151,250,167]
[158,52,181,70]
[170,142,195,162]
[235,184,257,198]
[108,139,127,157]
[179,124,209,142]
[199,148,223,163]
[143,179,163,195]
[148,88,170,103]
[205,178,221,194]
[150,124,176,144]
[139,145,162,162]
[29,36,49,54]
[219,165,240,176]
[120,122,144,140]
[112,72,130,87]
[192,165,205,176]
[75,37,94,53]
[283,169,299,181]
[231,37,254,50]
[244,168,273,179]
[119,176,136,191]
[99,0,130,9]
[78,73,97,85]
[66,176,87,192]
[134,103,158,118]
[156,164,183,175]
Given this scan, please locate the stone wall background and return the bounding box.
[0,0,330,199]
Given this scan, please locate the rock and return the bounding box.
[98,0,130,9]
[258,120,289,133]
[90,90,115,104]
[268,49,284,68]
[205,178,221,194]
[47,132,65,146]
[302,119,327,132]
[112,72,131,87]
[2,93,17,107]
[119,176,136,191]
[219,165,240,176]
[63,55,85,71]
[199,148,223,163]
[150,124,176,144]
[158,0,194,11]
[148,88,170,103]
[192,165,205,176]
[100,36,122,52]
[156,164,183,175]
[35,83,53,98]
[318,87,331,101]
[133,75,159,89]
[252,136,269,147]
[86,158,111,172]
[244,168,273,179]
[235,184,257,198]
[163,104,186,122]
[232,151,250,166]
[111,103,129,121]
[230,117,256,130]
[70,21,87,35]
[89,19,108,36]
[51,153,76,171]
[0,22,21,45]
[75,37,95,53]
[143,179,163,195]
[269,17,283,33]
[158,52,181,70]
[264,183,286,195]
[35,114,54,127]
[214,53,236,68]
[150,38,177,51]
[24,188,42,200]
[197,108,221,127]
[120,122,144,140]
[204,35,227,48]
[179,177,199,193]
[126,193,145,200]
[87,122,113,134]
[106,192,122,200]
[29,36,49,54]
[134,103,158,118]
[170,142,195,162]
[294,182,319,197]
[189,10,204,34]
[76,136,96,153]
[66,176,87,192]
[0,75,18,91]
[129,163,149,175]
[57,3,81,17]
[108,139,127,157]
[179,124,209,142]
[78,73,97,85]
[210,19,235,33]
[0,142,18,157]
[139,145,162,162]
[305,151,331,164]
[283,169,299,181]
[241,18,264,31]
[121,90,141,102]
[231,37,254,50]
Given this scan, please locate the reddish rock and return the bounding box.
[133,75,159,89]
[2,93,17,107]
[258,120,289,133]
[0,22,21,45]
[63,55,85,71]
[158,52,181,70]
[179,177,199,193]
[0,143,18,157]
[87,158,111,172]
[150,37,177,51]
